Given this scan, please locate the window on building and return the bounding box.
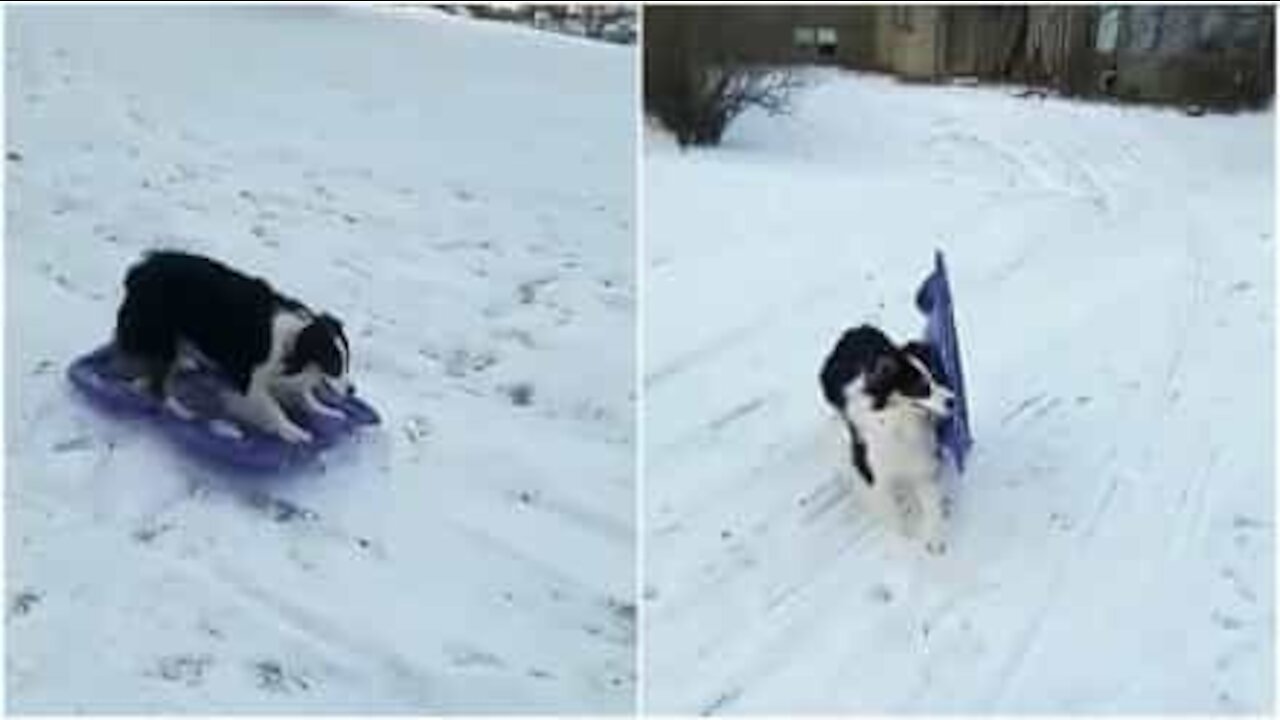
[816,27,839,58]
[794,25,838,59]
[1096,6,1121,52]
[793,26,817,47]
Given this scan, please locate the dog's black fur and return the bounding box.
[115,251,347,397]
[819,324,946,486]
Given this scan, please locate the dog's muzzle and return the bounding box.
[915,388,955,418]
[324,376,353,396]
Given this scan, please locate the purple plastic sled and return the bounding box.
[68,344,380,472]
[915,250,973,472]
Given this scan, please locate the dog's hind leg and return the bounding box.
[917,479,948,555]
[889,482,922,538]
[856,477,914,538]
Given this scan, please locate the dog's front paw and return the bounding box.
[164,396,197,421]
[311,403,346,421]
[278,423,313,445]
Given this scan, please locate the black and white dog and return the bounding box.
[114,251,351,444]
[820,324,953,553]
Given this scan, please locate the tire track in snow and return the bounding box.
[763,506,878,613]
[983,563,1061,710]
[10,487,431,705]
[191,557,436,703]
[686,512,884,715]
[645,275,851,388]
[1172,445,1220,558]
[1154,205,1216,562]
[987,446,1120,709]
[650,426,898,714]
[1162,216,1209,405]
[924,131,1111,211]
[647,428,840,620]
[649,393,775,472]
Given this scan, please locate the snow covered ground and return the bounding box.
[7,6,634,713]
[643,70,1273,714]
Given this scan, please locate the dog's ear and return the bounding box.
[317,312,349,362]
[315,313,343,333]
[286,317,343,376]
[284,323,316,375]
[903,341,940,375]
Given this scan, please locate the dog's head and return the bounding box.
[285,313,351,394]
[862,340,954,418]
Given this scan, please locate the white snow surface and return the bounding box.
[7,6,634,713]
[643,70,1273,714]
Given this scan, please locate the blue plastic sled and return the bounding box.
[915,250,973,472]
[68,344,380,472]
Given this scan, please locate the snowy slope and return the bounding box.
[643,71,1273,714]
[6,6,634,713]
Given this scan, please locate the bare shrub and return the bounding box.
[645,7,802,146]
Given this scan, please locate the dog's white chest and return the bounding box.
[859,411,940,481]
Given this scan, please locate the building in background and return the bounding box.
[648,5,1274,110]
